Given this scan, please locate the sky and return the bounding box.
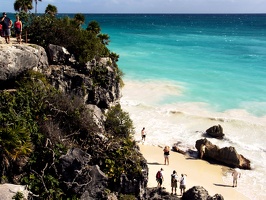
[1,0,266,14]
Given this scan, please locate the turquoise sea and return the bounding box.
[76,14,266,116]
[50,14,266,199]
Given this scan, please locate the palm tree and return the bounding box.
[34,0,42,14]
[98,33,110,45]
[86,20,101,34]
[14,0,33,12]
[0,124,33,177]
[74,13,85,28]
[45,4,58,16]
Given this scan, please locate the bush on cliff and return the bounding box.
[23,14,110,64]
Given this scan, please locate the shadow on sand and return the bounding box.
[214,183,233,188]
[147,162,163,165]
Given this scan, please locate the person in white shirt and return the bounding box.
[180,174,187,196]
[232,168,241,187]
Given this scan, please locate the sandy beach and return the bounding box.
[139,143,250,200]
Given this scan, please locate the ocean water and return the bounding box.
[74,14,266,199]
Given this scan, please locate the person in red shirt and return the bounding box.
[14,15,23,44]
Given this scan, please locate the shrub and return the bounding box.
[25,14,110,64]
[104,104,134,138]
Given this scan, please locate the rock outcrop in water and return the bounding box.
[205,124,224,139]
[196,138,251,169]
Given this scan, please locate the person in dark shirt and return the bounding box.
[163,146,170,165]
[1,12,12,44]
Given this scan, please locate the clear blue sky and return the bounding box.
[2,0,266,14]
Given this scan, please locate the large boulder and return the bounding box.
[0,44,48,81]
[206,124,224,139]
[182,186,224,200]
[195,139,251,169]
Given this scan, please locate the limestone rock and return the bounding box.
[195,139,251,169]
[86,104,106,129]
[182,186,224,200]
[206,124,224,139]
[172,145,186,155]
[59,148,108,198]
[0,44,48,81]
[182,186,209,200]
[46,60,121,109]
[47,44,76,65]
[0,183,29,200]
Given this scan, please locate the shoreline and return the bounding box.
[139,143,250,200]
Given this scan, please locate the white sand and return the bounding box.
[139,144,250,199]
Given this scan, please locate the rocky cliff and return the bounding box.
[0,44,120,109]
[0,43,227,200]
[0,43,148,199]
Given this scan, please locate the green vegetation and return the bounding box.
[45,4,57,16]
[0,71,143,198]
[14,0,33,12]
[19,13,110,64]
[13,0,42,13]
[12,191,24,200]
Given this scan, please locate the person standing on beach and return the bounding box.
[171,170,179,195]
[0,12,12,44]
[156,168,164,187]
[163,146,170,165]
[141,127,146,143]
[200,144,206,159]
[180,174,187,196]
[232,168,241,187]
[14,15,22,44]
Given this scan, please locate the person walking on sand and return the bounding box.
[232,168,241,187]
[180,174,187,196]
[156,168,164,187]
[14,15,22,44]
[163,146,170,165]
[171,170,179,195]
[0,12,12,44]
[141,127,146,143]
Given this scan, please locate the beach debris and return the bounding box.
[205,124,224,139]
[195,139,251,169]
